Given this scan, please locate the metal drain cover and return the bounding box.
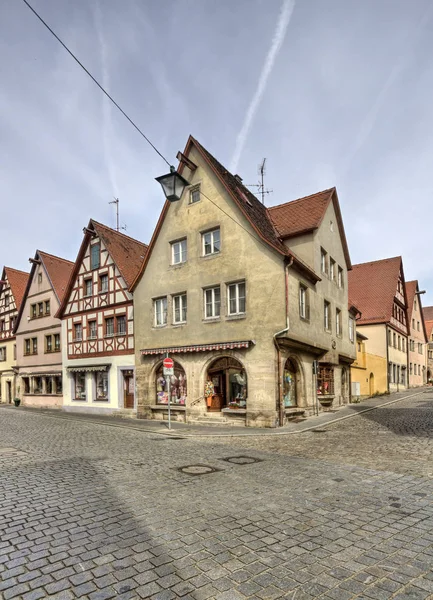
[178,464,220,475]
[221,456,263,465]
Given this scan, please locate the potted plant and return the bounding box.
[13,397,21,407]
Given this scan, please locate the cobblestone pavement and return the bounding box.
[1,393,433,599]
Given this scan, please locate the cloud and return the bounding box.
[230,0,295,173]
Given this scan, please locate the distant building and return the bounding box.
[15,251,74,407]
[349,256,409,396]
[57,220,147,414]
[422,306,433,382]
[0,267,29,403]
[405,281,427,387]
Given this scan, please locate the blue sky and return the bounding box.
[2,0,433,303]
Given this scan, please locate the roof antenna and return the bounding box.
[246,158,273,204]
[108,198,127,232]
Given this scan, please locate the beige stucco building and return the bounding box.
[349,257,409,396]
[132,136,356,428]
[15,251,74,407]
[406,281,427,387]
[0,267,28,403]
[422,307,433,382]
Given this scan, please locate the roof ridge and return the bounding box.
[37,250,74,265]
[4,266,29,275]
[268,188,335,211]
[352,256,401,268]
[91,220,148,248]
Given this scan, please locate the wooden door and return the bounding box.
[123,371,134,409]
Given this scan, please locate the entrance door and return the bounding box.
[369,373,375,396]
[6,381,11,404]
[123,370,134,409]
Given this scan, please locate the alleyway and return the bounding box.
[1,391,433,599]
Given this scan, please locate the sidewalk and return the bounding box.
[0,388,429,437]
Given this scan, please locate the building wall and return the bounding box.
[387,326,408,390]
[351,325,388,397]
[134,145,287,427]
[0,271,19,403]
[408,296,427,387]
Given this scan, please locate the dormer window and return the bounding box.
[90,243,100,269]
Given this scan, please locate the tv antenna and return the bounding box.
[108,198,127,232]
[246,158,273,204]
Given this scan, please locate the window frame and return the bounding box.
[99,273,109,293]
[95,371,109,401]
[227,281,246,316]
[45,335,53,353]
[154,297,168,327]
[330,258,336,282]
[116,315,126,335]
[338,266,344,288]
[90,243,100,270]
[171,238,187,265]
[189,185,201,204]
[299,285,309,321]
[336,308,342,336]
[173,293,187,324]
[320,248,328,274]
[74,323,82,342]
[73,372,87,401]
[204,286,221,319]
[202,228,221,256]
[324,300,331,331]
[84,278,92,297]
[88,320,97,339]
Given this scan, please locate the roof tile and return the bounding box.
[268,189,334,238]
[38,251,75,304]
[4,267,29,311]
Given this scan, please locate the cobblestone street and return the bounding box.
[1,391,433,599]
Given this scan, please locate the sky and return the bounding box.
[2,0,433,303]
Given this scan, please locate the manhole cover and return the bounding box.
[178,464,220,476]
[221,456,263,465]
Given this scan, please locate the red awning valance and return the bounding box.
[141,340,254,356]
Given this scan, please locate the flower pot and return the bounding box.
[13,399,21,407]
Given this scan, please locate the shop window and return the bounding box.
[46,377,53,394]
[283,359,297,407]
[23,377,30,394]
[205,357,246,411]
[202,228,220,256]
[95,371,109,401]
[55,376,62,394]
[156,362,187,406]
[204,286,221,319]
[90,243,100,269]
[73,372,86,400]
[34,377,42,394]
[317,366,334,396]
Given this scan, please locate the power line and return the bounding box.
[22,0,171,168]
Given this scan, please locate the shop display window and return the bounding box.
[156,362,187,405]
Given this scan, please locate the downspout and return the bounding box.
[273,257,294,427]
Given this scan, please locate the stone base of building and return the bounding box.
[22,394,62,408]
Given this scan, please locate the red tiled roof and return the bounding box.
[348,257,404,326]
[91,221,148,288]
[268,189,334,238]
[3,267,29,310]
[425,319,433,341]
[423,306,433,322]
[405,280,417,322]
[39,251,75,303]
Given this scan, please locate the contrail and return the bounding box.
[94,0,119,196]
[230,0,295,173]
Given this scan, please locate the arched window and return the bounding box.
[283,359,297,407]
[156,362,187,405]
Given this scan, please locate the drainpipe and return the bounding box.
[273,257,294,427]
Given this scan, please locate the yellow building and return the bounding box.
[349,256,409,398]
[0,267,29,403]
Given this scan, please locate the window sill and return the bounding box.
[115,332,126,337]
[170,262,187,269]
[104,335,114,338]
[203,317,221,323]
[172,322,187,328]
[226,313,246,321]
[73,339,82,343]
[153,324,167,330]
[73,398,87,402]
[88,336,97,340]
[94,399,109,402]
[45,350,61,354]
[201,252,221,260]
[300,316,310,323]
[98,290,109,295]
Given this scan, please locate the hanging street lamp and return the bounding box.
[155,166,190,202]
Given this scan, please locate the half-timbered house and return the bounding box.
[14,251,74,407]
[0,267,29,403]
[57,220,147,414]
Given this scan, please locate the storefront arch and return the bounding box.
[283,358,298,407]
[155,359,187,406]
[205,356,247,411]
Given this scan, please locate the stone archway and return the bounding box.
[205,357,247,411]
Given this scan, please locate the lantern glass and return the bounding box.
[155,169,189,202]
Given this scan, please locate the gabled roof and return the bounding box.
[405,280,428,341]
[14,251,74,333]
[131,136,322,290]
[268,188,352,270]
[1,267,29,311]
[423,306,433,322]
[57,220,148,318]
[424,319,433,341]
[348,256,407,327]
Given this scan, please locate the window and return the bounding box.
[173,294,187,324]
[189,185,200,204]
[336,309,342,336]
[204,286,221,319]
[95,371,109,400]
[349,317,354,342]
[171,239,187,265]
[13,344,16,360]
[0,347,6,362]
[46,377,53,394]
[34,377,42,394]
[320,248,328,274]
[228,282,246,316]
[25,339,31,355]
[299,285,309,320]
[38,273,42,284]
[203,228,220,256]
[412,318,415,329]
[117,315,126,335]
[84,279,92,297]
[90,243,100,269]
[23,377,30,394]
[156,362,187,405]
[317,366,334,395]
[417,321,420,331]
[74,323,82,341]
[0,320,4,332]
[45,300,50,315]
[31,304,37,319]
[393,332,396,348]
[330,259,336,281]
[46,335,52,353]
[154,297,167,327]
[55,376,62,394]
[418,343,423,354]
[402,338,405,352]
[414,299,417,311]
[31,338,37,354]
[398,336,401,350]
[357,342,362,352]
[38,302,43,317]
[4,294,9,308]
[410,363,413,375]
[99,274,108,293]
[324,301,331,331]
[393,364,396,383]
[54,334,60,352]
[88,320,97,339]
[10,317,15,331]
[338,267,343,288]
[105,317,114,336]
[73,372,86,400]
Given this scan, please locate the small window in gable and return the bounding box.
[189,185,201,204]
[90,243,100,270]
